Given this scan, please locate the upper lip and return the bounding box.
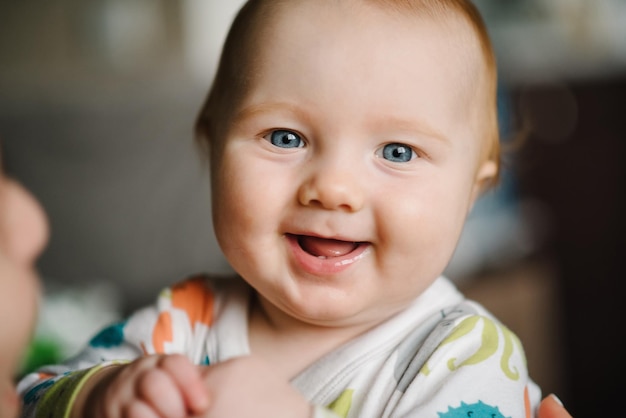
[285,231,365,244]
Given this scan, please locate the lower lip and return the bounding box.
[286,234,370,276]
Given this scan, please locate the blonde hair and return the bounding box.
[195,0,500,183]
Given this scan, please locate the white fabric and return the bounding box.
[18,276,541,418]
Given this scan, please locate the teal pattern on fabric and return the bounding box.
[89,321,126,348]
[23,379,54,404]
[438,401,509,418]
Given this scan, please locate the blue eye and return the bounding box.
[266,130,304,148]
[379,143,416,163]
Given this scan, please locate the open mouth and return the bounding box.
[286,233,370,274]
[296,234,360,259]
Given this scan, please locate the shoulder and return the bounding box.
[125,274,249,354]
[420,277,524,370]
[398,284,530,387]
[152,273,250,325]
[392,307,535,417]
[422,304,528,383]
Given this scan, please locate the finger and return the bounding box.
[124,400,163,418]
[118,355,163,379]
[104,357,175,418]
[159,354,210,413]
[137,368,186,418]
[103,357,163,412]
[538,394,573,418]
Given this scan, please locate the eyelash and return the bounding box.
[263,129,306,149]
[376,143,419,163]
[262,129,422,163]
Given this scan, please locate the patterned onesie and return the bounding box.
[18,275,541,418]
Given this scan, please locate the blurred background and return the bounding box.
[1,1,624,415]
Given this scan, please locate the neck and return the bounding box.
[247,293,375,379]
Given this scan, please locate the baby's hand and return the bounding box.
[78,354,209,418]
[199,356,311,418]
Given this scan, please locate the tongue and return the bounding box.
[298,236,357,258]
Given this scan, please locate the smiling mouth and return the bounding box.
[296,234,359,259]
[286,234,370,274]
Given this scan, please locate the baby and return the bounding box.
[18,1,552,417]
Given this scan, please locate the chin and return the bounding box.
[282,295,373,327]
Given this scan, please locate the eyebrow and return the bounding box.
[368,115,450,145]
[232,102,312,125]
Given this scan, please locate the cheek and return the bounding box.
[212,168,250,248]
[211,152,281,250]
[376,181,470,271]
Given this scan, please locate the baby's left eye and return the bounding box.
[377,143,417,163]
[264,129,304,149]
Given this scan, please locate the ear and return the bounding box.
[468,159,498,212]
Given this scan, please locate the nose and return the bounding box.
[0,177,49,267]
[297,162,365,212]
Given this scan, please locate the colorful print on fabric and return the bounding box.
[437,401,509,418]
[23,379,55,404]
[326,389,354,418]
[170,276,215,327]
[422,315,523,380]
[524,386,531,418]
[152,310,173,353]
[152,275,215,353]
[89,321,126,348]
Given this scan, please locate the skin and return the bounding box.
[72,354,209,418]
[0,173,48,418]
[0,173,571,418]
[73,1,495,414]
[211,0,496,371]
[67,2,574,417]
[538,395,573,418]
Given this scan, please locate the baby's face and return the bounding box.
[211,1,495,328]
[0,175,48,417]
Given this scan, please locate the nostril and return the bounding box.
[297,175,364,212]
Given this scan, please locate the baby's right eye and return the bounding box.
[264,129,304,149]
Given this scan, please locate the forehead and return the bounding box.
[235,0,486,133]
[243,1,483,95]
[257,0,478,54]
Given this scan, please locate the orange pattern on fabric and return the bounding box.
[152,311,173,353]
[524,386,531,418]
[151,275,215,353]
[171,276,215,328]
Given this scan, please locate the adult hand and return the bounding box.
[0,173,48,418]
[538,394,572,418]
